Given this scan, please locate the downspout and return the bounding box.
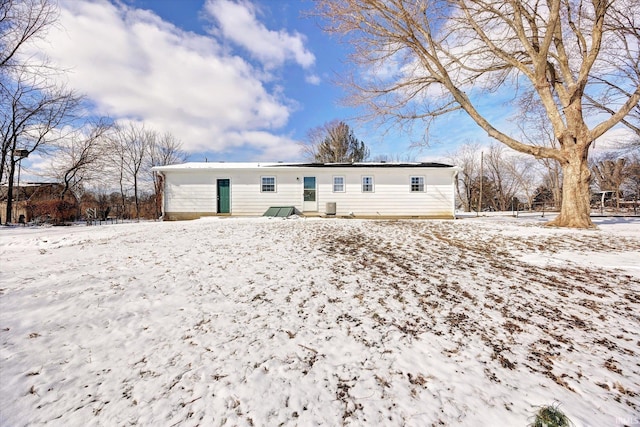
[158,171,166,221]
[452,168,460,219]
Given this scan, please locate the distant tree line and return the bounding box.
[448,142,640,213]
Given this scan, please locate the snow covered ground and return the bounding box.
[1,215,638,426]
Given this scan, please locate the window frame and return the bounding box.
[361,175,374,193]
[410,176,425,192]
[333,176,346,193]
[260,176,276,193]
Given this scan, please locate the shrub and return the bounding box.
[27,199,78,223]
[531,404,573,427]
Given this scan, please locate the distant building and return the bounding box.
[0,183,79,224]
[152,162,460,220]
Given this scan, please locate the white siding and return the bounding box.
[164,172,216,213]
[312,168,455,217]
[230,170,301,215]
[161,165,457,218]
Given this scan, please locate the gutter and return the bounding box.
[157,171,166,221]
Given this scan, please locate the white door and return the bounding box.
[303,176,317,212]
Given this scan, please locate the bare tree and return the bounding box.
[105,130,129,218]
[1,71,80,223]
[316,0,640,228]
[583,13,640,149]
[505,155,540,210]
[448,142,542,211]
[518,102,563,209]
[111,123,154,220]
[1,0,60,185]
[484,144,521,211]
[0,0,83,224]
[447,141,481,212]
[148,131,187,219]
[370,152,417,162]
[469,174,498,212]
[301,120,370,162]
[47,119,112,201]
[623,154,640,202]
[591,155,628,210]
[614,104,640,153]
[0,0,57,72]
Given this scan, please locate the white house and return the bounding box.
[152,162,460,220]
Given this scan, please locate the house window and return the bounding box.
[261,176,276,192]
[411,176,425,192]
[333,176,345,192]
[362,176,374,192]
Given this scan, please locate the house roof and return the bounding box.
[0,182,71,202]
[287,162,455,168]
[153,161,457,172]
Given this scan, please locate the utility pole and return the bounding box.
[6,149,29,224]
[477,151,483,217]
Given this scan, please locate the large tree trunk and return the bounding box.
[547,150,594,228]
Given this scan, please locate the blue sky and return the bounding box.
[28,0,631,168]
[26,0,482,164]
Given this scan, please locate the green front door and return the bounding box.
[217,179,230,214]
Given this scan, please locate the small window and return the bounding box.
[261,176,276,192]
[333,176,345,192]
[362,176,374,193]
[411,176,425,192]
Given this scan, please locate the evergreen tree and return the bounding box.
[302,121,370,163]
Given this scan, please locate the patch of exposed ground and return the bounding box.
[314,220,640,414]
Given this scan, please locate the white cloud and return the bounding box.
[305,74,321,85]
[591,126,636,153]
[27,0,313,160]
[204,0,315,70]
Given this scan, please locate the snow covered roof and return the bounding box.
[153,161,457,172]
[152,162,291,171]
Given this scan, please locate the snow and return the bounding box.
[1,215,638,426]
